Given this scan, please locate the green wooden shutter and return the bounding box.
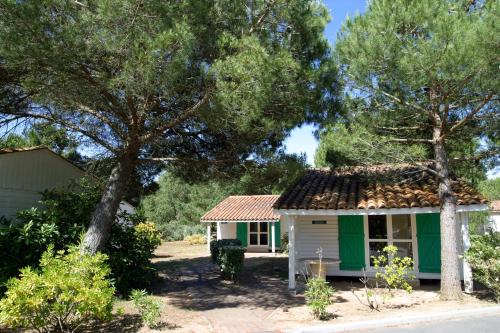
[416,213,441,273]
[338,215,365,270]
[236,223,248,247]
[268,221,281,249]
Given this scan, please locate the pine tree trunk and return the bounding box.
[81,151,137,254]
[433,122,463,301]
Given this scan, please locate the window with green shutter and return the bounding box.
[416,213,441,273]
[338,215,365,270]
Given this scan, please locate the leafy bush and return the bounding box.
[0,182,161,296]
[280,232,289,253]
[353,246,415,311]
[0,247,114,333]
[184,233,206,245]
[0,180,99,292]
[464,232,500,302]
[210,239,242,264]
[130,289,164,329]
[305,277,335,320]
[217,245,246,281]
[105,222,161,295]
[372,245,415,295]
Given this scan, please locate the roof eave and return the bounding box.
[274,204,489,216]
[200,218,280,223]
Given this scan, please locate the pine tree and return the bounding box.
[335,0,498,300]
[0,0,339,253]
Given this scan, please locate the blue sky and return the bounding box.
[283,0,366,166]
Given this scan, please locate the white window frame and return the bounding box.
[248,222,269,246]
[364,214,419,272]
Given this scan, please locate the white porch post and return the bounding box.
[288,216,296,291]
[216,222,222,240]
[461,212,473,293]
[271,221,276,254]
[206,224,211,253]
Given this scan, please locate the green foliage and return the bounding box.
[0,181,160,296]
[469,178,500,234]
[130,289,164,329]
[0,0,338,181]
[354,246,415,311]
[333,0,498,176]
[210,239,243,264]
[315,121,428,168]
[217,245,246,282]
[0,179,100,291]
[464,233,500,302]
[305,277,335,320]
[372,246,415,295]
[0,122,85,165]
[0,246,114,333]
[105,222,161,295]
[478,178,500,201]
[280,232,289,254]
[143,154,306,241]
[143,173,232,241]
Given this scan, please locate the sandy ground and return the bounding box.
[1,241,496,333]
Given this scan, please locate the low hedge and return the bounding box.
[218,245,246,281]
[210,239,242,264]
[209,239,245,281]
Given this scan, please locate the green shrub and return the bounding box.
[105,222,161,295]
[130,289,163,329]
[464,232,500,302]
[0,246,114,333]
[372,245,415,295]
[0,180,99,293]
[210,239,242,264]
[217,245,246,281]
[305,277,335,320]
[0,181,161,296]
[280,232,289,253]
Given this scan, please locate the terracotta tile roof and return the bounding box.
[201,195,280,222]
[274,163,487,210]
[491,200,500,212]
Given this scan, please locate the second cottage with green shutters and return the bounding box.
[201,195,282,253]
[272,163,488,292]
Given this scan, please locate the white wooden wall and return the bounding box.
[0,149,84,218]
[294,216,340,275]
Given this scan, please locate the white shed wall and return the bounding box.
[0,150,84,218]
[218,222,237,239]
[490,212,500,232]
[295,216,340,275]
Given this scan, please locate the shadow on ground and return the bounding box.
[153,255,304,312]
[81,314,143,333]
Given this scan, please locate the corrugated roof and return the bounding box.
[201,195,280,222]
[274,163,487,210]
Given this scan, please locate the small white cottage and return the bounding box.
[0,147,134,219]
[272,164,488,292]
[201,195,283,253]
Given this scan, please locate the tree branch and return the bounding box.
[140,94,209,143]
[388,138,433,144]
[443,93,494,139]
[249,0,277,34]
